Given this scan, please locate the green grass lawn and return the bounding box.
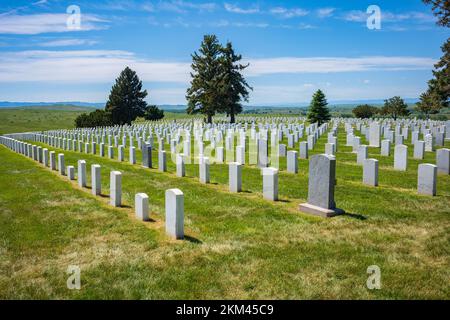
[0,106,90,134]
[0,106,187,135]
[1,119,449,299]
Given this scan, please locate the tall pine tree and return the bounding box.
[307,89,331,125]
[417,38,449,116]
[105,67,148,125]
[218,42,252,123]
[186,35,223,123]
[423,0,449,27]
[418,1,449,116]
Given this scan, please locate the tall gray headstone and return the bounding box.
[142,143,152,168]
[299,154,344,217]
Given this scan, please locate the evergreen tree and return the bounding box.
[105,67,148,125]
[415,90,443,119]
[186,35,223,123]
[419,1,449,115]
[218,42,252,123]
[75,109,112,128]
[423,0,449,27]
[381,96,410,120]
[144,105,164,121]
[307,89,331,125]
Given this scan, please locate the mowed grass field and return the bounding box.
[0,106,92,134]
[0,110,449,299]
[0,106,188,135]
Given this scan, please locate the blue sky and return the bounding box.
[0,0,448,105]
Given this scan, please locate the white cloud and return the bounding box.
[232,22,269,28]
[0,13,107,35]
[270,7,309,19]
[317,8,335,18]
[244,56,436,76]
[32,0,48,5]
[142,3,155,12]
[0,51,435,86]
[38,39,98,47]
[342,10,435,23]
[298,23,315,30]
[342,10,367,22]
[248,83,425,105]
[0,50,191,83]
[363,79,370,84]
[224,3,259,14]
[174,1,216,11]
[92,1,215,13]
[150,18,269,28]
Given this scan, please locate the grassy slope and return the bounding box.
[0,123,449,299]
[0,107,89,134]
[0,107,185,134]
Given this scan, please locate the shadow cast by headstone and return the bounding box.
[99,194,109,198]
[120,204,132,209]
[277,198,290,203]
[341,212,367,220]
[184,235,202,244]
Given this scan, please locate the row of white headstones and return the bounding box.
[0,136,185,240]
[2,118,449,220]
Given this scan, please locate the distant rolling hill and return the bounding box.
[0,101,102,109]
[0,98,420,110]
[0,104,97,112]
